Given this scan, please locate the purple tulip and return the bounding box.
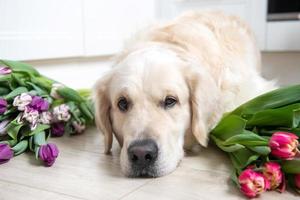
[39,143,59,167]
[0,143,13,164]
[51,122,65,137]
[0,67,12,75]
[0,98,7,114]
[29,96,49,112]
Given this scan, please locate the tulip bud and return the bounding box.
[53,104,71,122]
[72,121,86,134]
[0,120,10,136]
[13,93,32,111]
[262,162,283,190]
[51,122,65,137]
[0,143,13,164]
[238,169,270,198]
[50,83,64,99]
[38,143,59,167]
[0,98,7,115]
[269,132,299,160]
[0,66,12,75]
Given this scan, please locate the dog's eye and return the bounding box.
[164,96,177,109]
[118,97,129,112]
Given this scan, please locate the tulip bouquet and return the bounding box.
[210,85,300,198]
[0,60,94,166]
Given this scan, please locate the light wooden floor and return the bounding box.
[1,127,299,200]
[1,57,300,200]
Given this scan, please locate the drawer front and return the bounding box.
[266,21,300,51]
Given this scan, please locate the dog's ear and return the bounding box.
[185,65,219,147]
[93,73,114,154]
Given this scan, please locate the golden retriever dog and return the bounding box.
[93,11,275,177]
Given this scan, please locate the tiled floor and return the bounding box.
[1,55,300,200]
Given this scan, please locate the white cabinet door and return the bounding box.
[83,0,156,56]
[0,0,84,61]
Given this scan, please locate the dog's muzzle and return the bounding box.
[127,139,158,177]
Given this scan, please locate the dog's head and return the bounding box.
[93,46,219,177]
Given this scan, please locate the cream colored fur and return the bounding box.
[93,11,276,177]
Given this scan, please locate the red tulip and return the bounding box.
[239,169,270,198]
[269,132,299,160]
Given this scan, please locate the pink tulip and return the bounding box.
[239,169,270,198]
[269,132,299,160]
[262,162,284,190]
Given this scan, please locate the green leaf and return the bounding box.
[77,89,92,99]
[6,120,23,140]
[231,148,255,169]
[22,124,50,136]
[247,146,271,156]
[230,170,240,187]
[5,86,28,100]
[57,87,84,102]
[232,84,300,116]
[26,82,48,96]
[210,135,245,152]
[247,103,300,128]
[67,101,81,122]
[282,159,300,174]
[0,140,17,146]
[0,60,39,76]
[245,154,260,166]
[211,115,247,140]
[9,140,18,146]
[0,87,10,96]
[12,140,28,156]
[52,99,64,107]
[222,130,268,146]
[33,131,46,146]
[11,73,27,87]
[28,136,34,151]
[79,102,94,120]
[229,153,243,173]
[31,76,54,91]
[35,146,40,159]
[0,74,12,82]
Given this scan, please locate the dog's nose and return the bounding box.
[128,139,158,167]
